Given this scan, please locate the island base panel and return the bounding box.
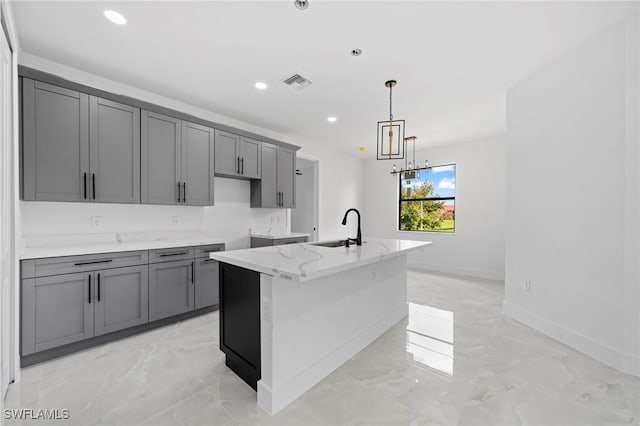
[219,262,261,390]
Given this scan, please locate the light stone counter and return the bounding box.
[20,232,225,259]
[249,232,310,239]
[210,237,430,282]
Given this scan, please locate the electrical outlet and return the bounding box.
[522,280,531,291]
[90,216,102,229]
[172,216,182,226]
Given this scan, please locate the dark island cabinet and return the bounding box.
[22,78,140,203]
[219,263,261,390]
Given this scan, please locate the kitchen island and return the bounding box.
[210,237,431,415]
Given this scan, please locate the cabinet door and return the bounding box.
[89,97,141,204]
[194,258,219,309]
[239,137,261,179]
[22,78,89,202]
[21,272,94,355]
[259,143,278,208]
[214,130,239,176]
[94,266,149,336]
[182,122,214,206]
[141,110,181,205]
[278,147,296,208]
[148,259,194,321]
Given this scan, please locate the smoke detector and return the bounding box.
[282,73,312,91]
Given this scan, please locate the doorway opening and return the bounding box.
[291,157,319,242]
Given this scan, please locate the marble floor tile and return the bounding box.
[3,270,639,425]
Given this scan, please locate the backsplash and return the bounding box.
[20,178,289,250]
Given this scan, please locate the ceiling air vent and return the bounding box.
[282,73,312,91]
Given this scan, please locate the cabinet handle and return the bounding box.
[159,251,188,257]
[92,174,96,200]
[201,248,221,253]
[97,273,101,302]
[191,261,194,283]
[83,173,87,199]
[177,182,181,203]
[237,157,240,174]
[202,258,217,263]
[88,274,91,304]
[74,259,113,266]
[183,182,186,203]
[241,157,244,175]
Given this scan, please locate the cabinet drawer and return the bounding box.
[148,247,194,263]
[195,244,225,258]
[21,251,148,279]
[273,237,308,246]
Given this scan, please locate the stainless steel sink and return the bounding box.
[309,240,347,248]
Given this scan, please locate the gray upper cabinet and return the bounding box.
[149,259,195,321]
[89,97,141,203]
[214,130,240,176]
[239,137,261,179]
[181,121,214,206]
[22,79,89,202]
[22,78,141,204]
[278,147,296,208]
[250,143,296,208]
[94,266,149,336]
[141,110,181,205]
[21,272,94,355]
[214,130,261,179]
[142,111,214,206]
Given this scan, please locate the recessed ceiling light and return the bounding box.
[327,116,337,123]
[255,82,268,90]
[104,10,127,25]
[294,0,309,10]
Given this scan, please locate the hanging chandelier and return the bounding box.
[390,136,430,178]
[376,80,405,160]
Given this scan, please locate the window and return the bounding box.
[398,164,455,233]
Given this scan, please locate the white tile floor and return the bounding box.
[4,270,639,425]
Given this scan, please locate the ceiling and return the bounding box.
[12,1,638,158]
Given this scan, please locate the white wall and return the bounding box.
[291,158,315,237]
[504,16,639,376]
[17,54,364,248]
[363,136,506,280]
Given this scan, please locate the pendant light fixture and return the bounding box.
[376,80,405,160]
[390,136,430,178]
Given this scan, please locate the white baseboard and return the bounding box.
[503,300,639,377]
[407,260,505,281]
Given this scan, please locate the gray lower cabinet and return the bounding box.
[149,259,195,321]
[250,143,296,208]
[21,243,224,360]
[22,78,141,203]
[94,266,149,336]
[194,258,219,309]
[21,272,94,355]
[214,130,261,179]
[21,264,149,355]
[250,236,308,248]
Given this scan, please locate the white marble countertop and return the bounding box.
[20,232,226,259]
[250,232,310,239]
[210,237,431,282]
